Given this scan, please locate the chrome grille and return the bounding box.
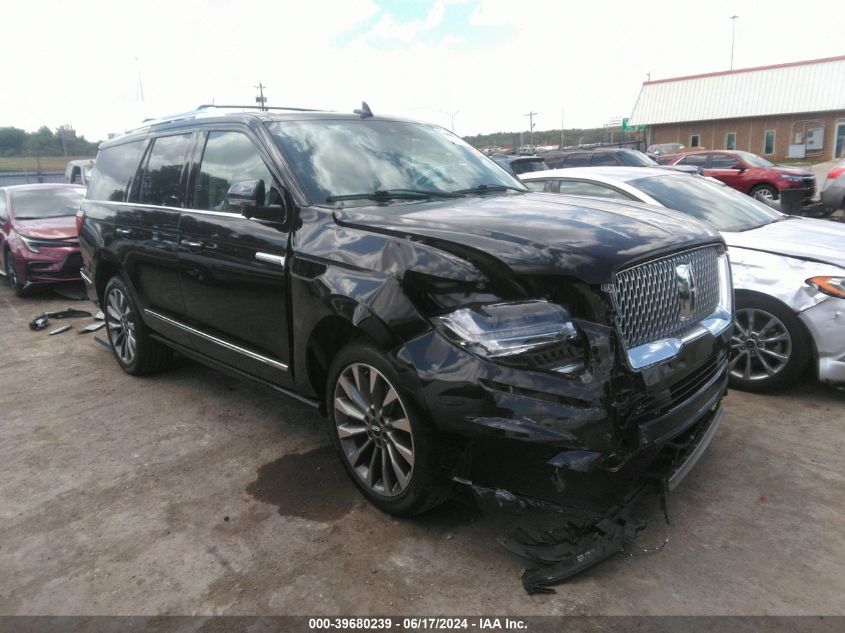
[614,246,720,349]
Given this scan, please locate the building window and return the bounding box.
[725,132,736,150]
[764,130,776,155]
[690,134,700,148]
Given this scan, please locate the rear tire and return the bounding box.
[729,294,810,392]
[326,342,445,516]
[103,276,172,375]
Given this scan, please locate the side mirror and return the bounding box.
[737,165,746,173]
[227,179,265,210]
[227,179,288,224]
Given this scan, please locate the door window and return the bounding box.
[710,154,742,169]
[563,153,589,166]
[0,192,7,222]
[136,134,192,207]
[557,180,633,200]
[679,153,709,168]
[194,131,275,212]
[589,153,618,166]
[87,140,146,202]
[523,180,548,192]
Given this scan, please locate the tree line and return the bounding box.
[463,126,643,150]
[0,125,99,158]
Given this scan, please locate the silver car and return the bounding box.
[820,159,845,213]
[521,166,845,391]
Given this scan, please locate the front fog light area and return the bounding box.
[435,300,583,370]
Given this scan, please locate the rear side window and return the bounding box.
[137,134,192,207]
[558,180,633,201]
[564,153,589,167]
[589,153,617,166]
[679,154,709,168]
[194,131,274,211]
[87,140,145,202]
[523,180,548,192]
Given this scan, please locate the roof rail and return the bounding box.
[195,104,326,112]
[122,103,329,135]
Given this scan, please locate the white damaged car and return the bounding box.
[520,167,845,391]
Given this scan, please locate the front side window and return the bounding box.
[523,180,548,192]
[564,153,589,167]
[711,154,742,169]
[589,153,617,166]
[764,130,776,155]
[195,131,275,211]
[618,150,657,167]
[87,140,146,202]
[137,134,192,207]
[268,119,523,206]
[690,134,701,148]
[10,188,85,220]
[725,132,736,150]
[557,180,633,201]
[632,174,781,232]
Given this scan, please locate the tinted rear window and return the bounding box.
[136,134,192,207]
[87,140,146,202]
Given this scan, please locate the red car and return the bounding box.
[657,150,816,202]
[0,184,86,296]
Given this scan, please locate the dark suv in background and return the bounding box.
[545,147,701,174]
[79,106,732,521]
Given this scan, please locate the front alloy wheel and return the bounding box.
[728,295,810,392]
[333,363,414,497]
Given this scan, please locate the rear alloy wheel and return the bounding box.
[103,276,172,375]
[750,184,778,202]
[327,343,443,516]
[729,296,810,392]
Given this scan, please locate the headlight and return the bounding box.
[435,300,581,367]
[783,175,807,182]
[806,276,845,299]
[19,235,41,253]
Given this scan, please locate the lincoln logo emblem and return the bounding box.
[675,263,696,319]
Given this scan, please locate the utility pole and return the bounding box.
[450,110,459,133]
[255,82,268,110]
[524,111,538,147]
[730,15,739,70]
[560,108,564,150]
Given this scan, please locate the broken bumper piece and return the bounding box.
[454,405,724,594]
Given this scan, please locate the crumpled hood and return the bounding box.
[725,217,845,269]
[334,193,721,284]
[14,216,78,241]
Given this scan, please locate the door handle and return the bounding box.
[255,252,286,266]
[181,239,203,251]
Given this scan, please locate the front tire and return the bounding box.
[103,276,172,375]
[750,184,778,202]
[327,342,444,516]
[5,250,28,297]
[729,294,810,392]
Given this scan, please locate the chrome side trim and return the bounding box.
[79,268,93,285]
[95,200,239,218]
[667,406,724,491]
[144,309,288,371]
[255,252,286,266]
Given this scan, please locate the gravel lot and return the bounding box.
[1,283,843,616]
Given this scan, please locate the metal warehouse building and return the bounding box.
[628,55,845,161]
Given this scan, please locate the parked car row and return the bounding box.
[521,166,845,390]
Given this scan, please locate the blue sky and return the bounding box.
[3,0,845,140]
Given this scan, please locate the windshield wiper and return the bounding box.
[326,188,462,203]
[451,184,526,195]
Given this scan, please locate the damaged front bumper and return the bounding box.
[800,296,845,385]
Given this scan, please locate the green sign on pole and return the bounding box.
[622,117,647,131]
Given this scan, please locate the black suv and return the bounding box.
[79,106,732,519]
[546,147,701,174]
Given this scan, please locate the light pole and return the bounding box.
[730,15,739,70]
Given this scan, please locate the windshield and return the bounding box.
[619,150,657,167]
[736,151,774,168]
[267,119,525,206]
[632,174,782,232]
[11,188,84,220]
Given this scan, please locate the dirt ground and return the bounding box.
[1,284,843,616]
